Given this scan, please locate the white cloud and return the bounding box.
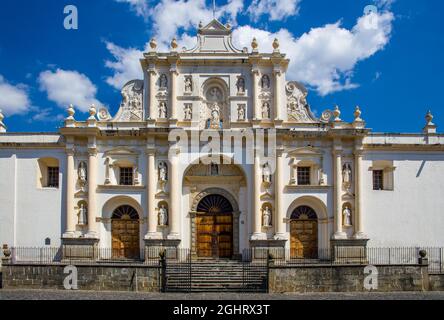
[30,108,64,122]
[115,0,150,18]
[247,0,301,22]
[0,75,31,115]
[232,10,394,95]
[375,0,395,10]
[38,69,103,112]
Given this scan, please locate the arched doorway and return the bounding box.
[111,205,140,259]
[290,206,318,259]
[196,194,233,258]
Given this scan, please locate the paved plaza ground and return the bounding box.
[1,289,444,300]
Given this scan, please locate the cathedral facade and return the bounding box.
[1,20,443,260]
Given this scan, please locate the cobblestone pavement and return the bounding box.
[1,289,444,300]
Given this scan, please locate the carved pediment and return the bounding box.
[104,147,140,157]
[287,146,323,157]
[184,19,243,54]
[112,80,144,122]
[286,81,318,123]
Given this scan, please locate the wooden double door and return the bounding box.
[290,206,319,259]
[196,213,233,258]
[111,205,140,259]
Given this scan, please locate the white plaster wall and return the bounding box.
[0,149,65,247]
[0,151,16,246]
[362,151,444,247]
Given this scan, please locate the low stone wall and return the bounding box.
[269,264,428,293]
[429,274,444,291]
[1,263,160,292]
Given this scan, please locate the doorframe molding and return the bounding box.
[189,187,241,259]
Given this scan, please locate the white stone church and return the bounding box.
[1,20,443,260]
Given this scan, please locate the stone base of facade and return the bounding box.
[330,239,369,263]
[61,237,99,261]
[144,239,181,261]
[249,239,287,260]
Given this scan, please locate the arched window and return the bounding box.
[197,194,233,214]
[291,206,317,220]
[112,205,139,220]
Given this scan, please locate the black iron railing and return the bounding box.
[3,246,443,274]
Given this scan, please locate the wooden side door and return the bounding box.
[290,219,318,259]
[112,219,140,259]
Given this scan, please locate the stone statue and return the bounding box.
[208,87,222,102]
[184,76,193,93]
[209,103,221,128]
[262,163,271,184]
[158,205,168,226]
[343,206,352,226]
[77,161,87,183]
[184,104,192,120]
[237,77,245,94]
[78,203,87,225]
[159,102,167,118]
[342,163,352,184]
[263,206,272,227]
[262,102,271,119]
[261,75,270,89]
[211,163,219,175]
[159,162,168,182]
[159,74,168,89]
[237,104,245,121]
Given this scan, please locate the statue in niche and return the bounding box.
[263,206,272,227]
[78,203,87,225]
[262,162,271,184]
[210,163,219,176]
[342,163,352,191]
[237,77,245,94]
[158,205,168,226]
[159,102,167,119]
[262,102,271,119]
[209,103,221,128]
[77,161,87,184]
[343,206,352,226]
[158,162,168,182]
[133,166,139,185]
[261,75,270,89]
[159,74,168,89]
[184,76,193,93]
[184,104,192,120]
[237,104,246,121]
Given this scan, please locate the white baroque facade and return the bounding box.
[1,20,443,259]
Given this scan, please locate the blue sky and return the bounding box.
[0,0,442,133]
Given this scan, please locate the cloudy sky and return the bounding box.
[0,0,442,132]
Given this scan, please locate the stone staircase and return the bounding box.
[164,259,268,292]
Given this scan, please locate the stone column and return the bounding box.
[86,148,98,237]
[252,69,260,120]
[274,149,286,239]
[167,147,180,239]
[145,149,161,239]
[251,150,265,240]
[273,70,281,120]
[353,147,367,239]
[64,149,76,236]
[148,68,157,120]
[170,67,178,121]
[332,148,346,239]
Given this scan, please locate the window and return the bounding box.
[119,167,133,185]
[297,167,311,185]
[47,167,59,188]
[373,170,384,190]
